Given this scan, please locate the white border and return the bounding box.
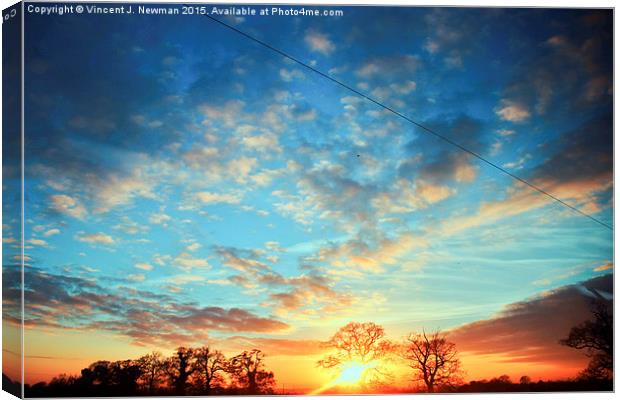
[0,1,616,400]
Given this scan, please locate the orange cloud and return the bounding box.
[593,262,613,272]
[4,266,290,349]
[215,336,323,356]
[319,232,426,274]
[448,274,611,376]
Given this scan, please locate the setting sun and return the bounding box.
[308,360,380,394]
[334,361,377,385]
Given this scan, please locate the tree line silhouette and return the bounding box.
[456,373,612,393]
[22,347,276,397]
[5,299,611,397]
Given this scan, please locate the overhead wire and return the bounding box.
[202,13,613,231]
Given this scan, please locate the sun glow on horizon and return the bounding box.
[334,361,377,385]
[308,360,379,395]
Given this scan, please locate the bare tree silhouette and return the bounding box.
[228,349,275,394]
[318,321,393,368]
[193,346,227,395]
[136,351,165,394]
[560,300,613,380]
[165,347,195,395]
[317,321,394,387]
[402,330,462,393]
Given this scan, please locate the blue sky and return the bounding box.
[2,4,613,384]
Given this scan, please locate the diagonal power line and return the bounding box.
[202,14,613,231]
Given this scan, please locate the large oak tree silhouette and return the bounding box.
[560,300,613,380]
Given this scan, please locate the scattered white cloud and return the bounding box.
[502,154,532,170]
[76,232,115,245]
[128,273,146,282]
[149,212,172,225]
[240,132,282,154]
[196,191,243,205]
[495,99,531,122]
[280,68,304,82]
[49,194,87,219]
[424,39,439,53]
[186,243,201,252]
[174,253,210,270]
[92,166,159,213]
[391,80,417,95]
[304,30,336,55]
[135,262,154,271]
[497,128,516,137]
[43,228,60,237]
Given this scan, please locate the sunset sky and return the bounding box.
[2,4,613,392]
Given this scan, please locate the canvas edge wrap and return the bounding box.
[2,1,24,398]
